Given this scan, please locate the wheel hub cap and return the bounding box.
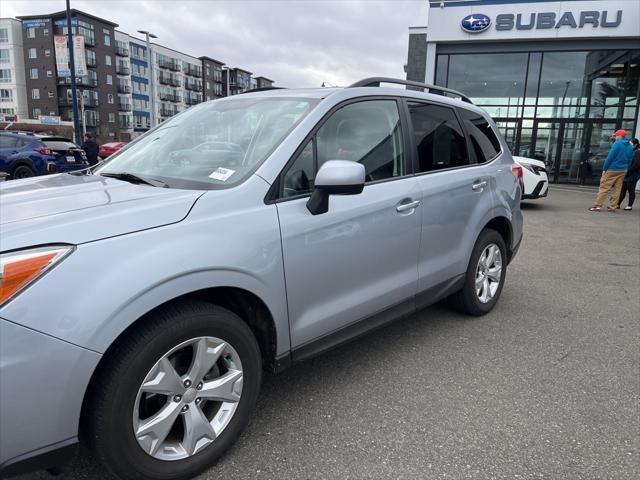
[183,388,197,404]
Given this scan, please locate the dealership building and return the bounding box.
[406,0,640,185]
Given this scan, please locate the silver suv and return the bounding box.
[0,78,523,479]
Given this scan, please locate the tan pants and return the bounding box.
[594,171,627,209]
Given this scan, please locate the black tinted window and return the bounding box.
[458,109,501,163]
[43,140,79,150]
[408,102,469,172]
[283,139,314,198]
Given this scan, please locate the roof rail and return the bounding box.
[239,86,285,94]
[349,77,473,104]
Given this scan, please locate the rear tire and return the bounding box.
[448,228,507,316]
[11,164,36,179]
[83,300,262,480]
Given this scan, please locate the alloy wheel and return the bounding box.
[475,243,502,303]
[132,336,243,461]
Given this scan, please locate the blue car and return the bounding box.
[0,132,89,179]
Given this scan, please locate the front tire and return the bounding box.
[83,300,262,480]
[449,228,507,316]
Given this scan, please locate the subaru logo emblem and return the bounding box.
[461,13,491,33]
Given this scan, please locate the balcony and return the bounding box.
[185,95,201,106]
[159,92,181,103]
[83,116,98,127]
[115,45,130,57]
[58,96,98,108]
[158,58,181,71]
[119,102,132,112]
[183,64,202,77]
[116,64,130,75]
[184,80,202,92]
[86,56,97,67]
[117,83,132,94]
[160,105,178,117]
[119,120,132,129]
[58,76,98,87]
[158,74,181,87]
[82,34,96,47]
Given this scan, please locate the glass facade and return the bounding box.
[435,50,640,185]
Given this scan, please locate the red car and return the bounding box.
[98,141,127,159]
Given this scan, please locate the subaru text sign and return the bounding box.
[460,10,622,34]
[461,14,491,33]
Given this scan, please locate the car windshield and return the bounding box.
[96,97,318,189]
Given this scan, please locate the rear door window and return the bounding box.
[0,135,18,148]
[407,102,470,173]
[458,108,501,163]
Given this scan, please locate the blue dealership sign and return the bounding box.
[461,14,492,33]
[22,18,50,29]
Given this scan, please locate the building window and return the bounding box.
[104,34,111,46]
[48,91,54,98]
[0,28,8,43]
[32,108,41,118]
[108,112,115,123]
[0,49,8,63]
[45,49,51,57]
[105,55,112,66]
[43,28,50,36]
[0,89,12,102]
[30,68,38,79]
[28,47,37,59]
[31,88,40,100]
[106,74,113,85]
[0,69,10,83]
[107,93,114,104]
[206,81,210,90]
[46,70,53,77]
[27,28,36,39]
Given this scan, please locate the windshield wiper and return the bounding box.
[99,171,169,188]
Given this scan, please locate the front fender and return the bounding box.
[0,195,289,356]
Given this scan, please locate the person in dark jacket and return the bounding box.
[82,133,99,166]
[589,129,633,212]
[618,138,640,211]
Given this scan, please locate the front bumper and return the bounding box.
[0,319,101,475]
[522,180,549,199]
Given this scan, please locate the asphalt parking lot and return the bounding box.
[15,188,640,480]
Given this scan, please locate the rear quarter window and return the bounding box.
[458,108,501,163]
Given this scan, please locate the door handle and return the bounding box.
[472,180,487,191]
[396,200,421,213]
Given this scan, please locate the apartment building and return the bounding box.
[7,9,275,142]
[18,10,121,140]
[0,18,28,120]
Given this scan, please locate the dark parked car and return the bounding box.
[0,132,89,179]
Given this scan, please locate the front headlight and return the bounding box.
[520,163,538,175]
[0,245,74,307]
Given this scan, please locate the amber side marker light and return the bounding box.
[0,246,73,306]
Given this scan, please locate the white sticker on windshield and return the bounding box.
[209,167,235,182]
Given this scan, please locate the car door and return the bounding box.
[273,98,422,352]
[405,101,497,308]
[0,134,19,172]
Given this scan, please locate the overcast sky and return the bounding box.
[2,0,428,87]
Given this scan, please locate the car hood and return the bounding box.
[0,174,203,251]
[513,156,546,169]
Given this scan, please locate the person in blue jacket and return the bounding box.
[590,129,633,212]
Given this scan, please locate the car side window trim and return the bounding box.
[266,95,412,204]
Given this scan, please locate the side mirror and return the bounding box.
[306,160,365,215]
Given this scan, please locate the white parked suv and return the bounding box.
[514,156,549,199]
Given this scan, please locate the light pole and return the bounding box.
[65,0,81,144]
[138,30,157,128]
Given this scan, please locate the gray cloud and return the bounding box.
[1,0,427,87]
